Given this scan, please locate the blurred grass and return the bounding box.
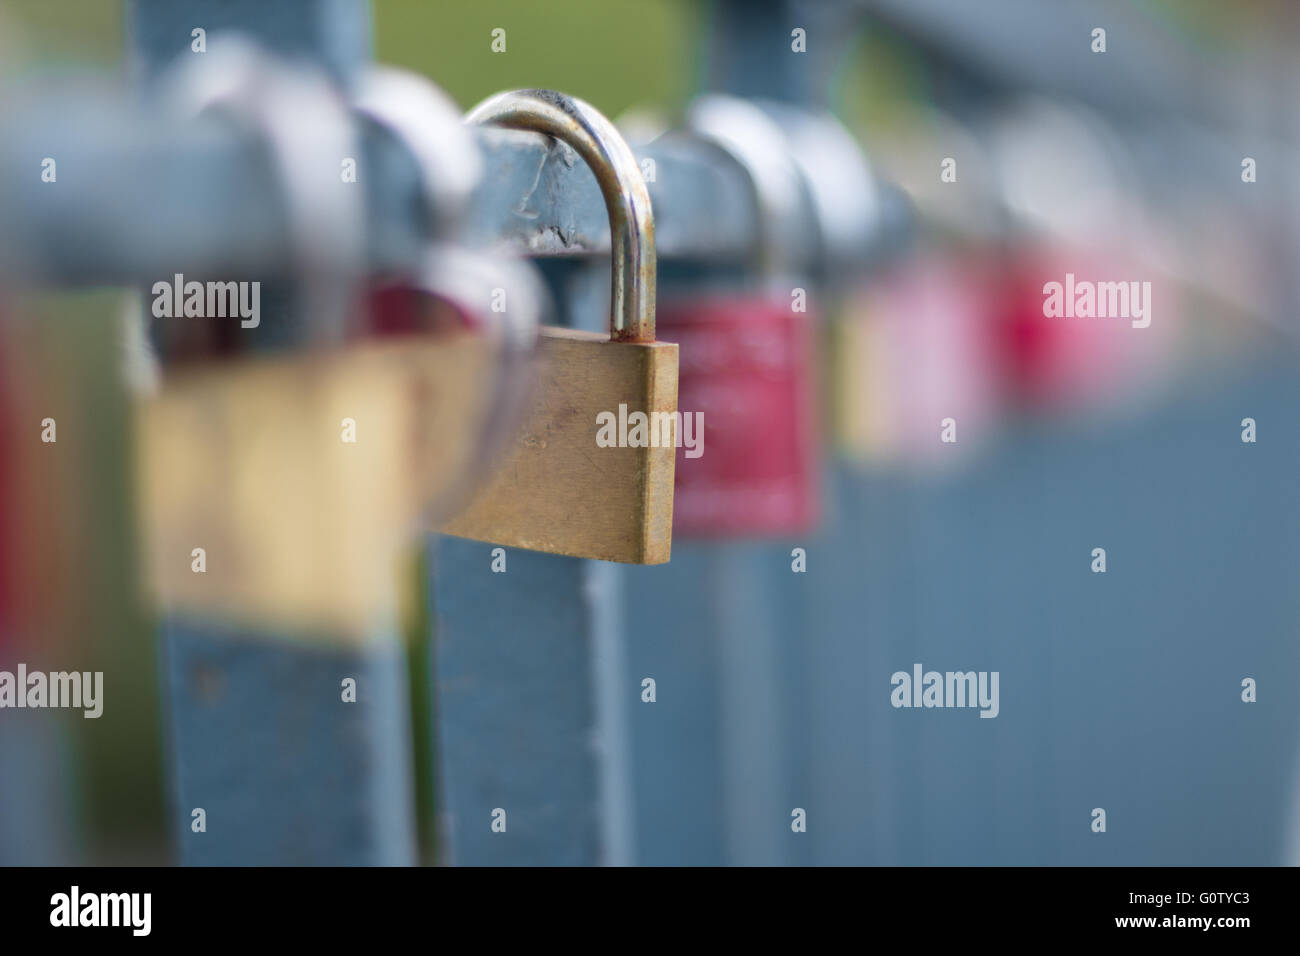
[0,0,123,70]
[374,0,699,116]
[7,290,165,863]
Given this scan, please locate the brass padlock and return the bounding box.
[136,335,503,640]
[135,63,546,640]
[439,90,678,565]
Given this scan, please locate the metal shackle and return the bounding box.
[354,66,481,241]
[164,37,363,347]
[686,93,808,281]
[466,89,656,343]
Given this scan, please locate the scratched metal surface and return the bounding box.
[163,619,417,865]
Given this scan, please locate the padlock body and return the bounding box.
[656,295,819,537]
[439,327,678,564]
[137,334,498,640]
[829,257,1002,468]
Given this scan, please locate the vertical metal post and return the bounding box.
[132,0,418,865]
[428,542,620,865]
[164,620,415,865]
[428,261,634,866]
[615,0,830,866]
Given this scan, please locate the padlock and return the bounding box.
[651,95,819,536]
[354,70,545,506]
[747,103,899,470]
[154,38,364,359]
[438,89,679,565]
[138,248,543,638]
[831,251,1003,468]
[135,63,542,638]
[137,333,508,638]
[658,294,818,534]
[982,100,1176,416]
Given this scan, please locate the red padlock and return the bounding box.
[980,101,1176,415]
[658,291,818,535]
[990,242,1175,415]
[656,96,820,537]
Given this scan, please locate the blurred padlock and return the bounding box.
[747,103,900,470]
[136,65,544,638]
[992,245,1123,411]
[832,250,1003,468]
[439,89,679,565]
[983,100,1174,415]
[136,329,511,638]
[653,95,819,536]
[354,68,545,513]
[152,39,365,359]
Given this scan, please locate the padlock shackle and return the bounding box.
[355,67,482,241]
[165,38,363,348]
[466,89,656,343]
[686,95,806,281]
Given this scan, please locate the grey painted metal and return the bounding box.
[0,708,74,864]
[163,618,417,866]
[0,113,768,285]
[791,360,1300,865]
[588,558,636,865]
[617,547,725,866]
[128,0,372,88]
[429,539,616,865]
[620,360,1300,865]
[705,0,865,109]
[621,543,806,866]
[425,258,637,868]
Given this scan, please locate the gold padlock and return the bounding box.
[136,63,552,641]
[439,90,679,565]
[136,334,502,641]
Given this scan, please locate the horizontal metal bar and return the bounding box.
[0,91,824,287]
